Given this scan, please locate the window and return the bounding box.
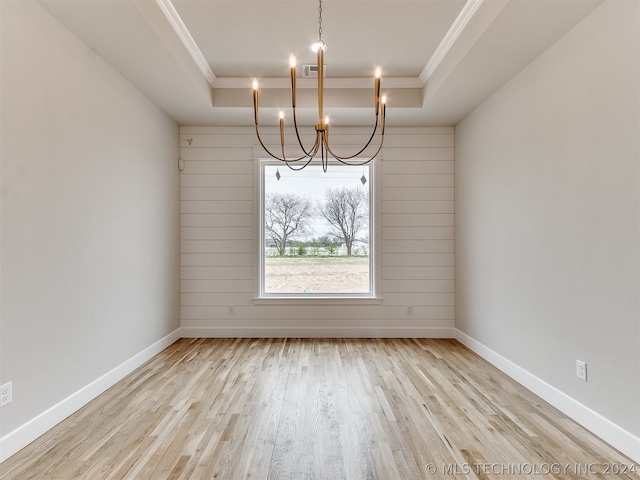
[258,160,377,298]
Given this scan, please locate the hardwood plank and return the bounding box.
[1,339,638,480]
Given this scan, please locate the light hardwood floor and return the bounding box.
[1,338,638,479]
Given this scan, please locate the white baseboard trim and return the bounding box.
[181,326,456,339]
[454,329,640,463]
[0,328,181,463]
[6,328,636,464]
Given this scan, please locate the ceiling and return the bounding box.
[37,0,603,127]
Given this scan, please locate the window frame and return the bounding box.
[253,156,382,304]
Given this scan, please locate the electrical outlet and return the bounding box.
[407,305,414,316]
[0,382,12,407]
[228,305,235,315]
[576,360,587,381]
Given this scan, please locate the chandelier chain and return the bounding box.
[317,0,323,41]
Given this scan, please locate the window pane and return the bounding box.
[262,163,371,295]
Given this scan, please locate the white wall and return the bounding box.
[0,0,180,450]
[179,126,455,337]
[455,0,639,447]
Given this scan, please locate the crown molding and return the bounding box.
[154,0,216,87]
[420,0,486,85]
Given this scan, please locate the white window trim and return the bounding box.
[252,152,382,304]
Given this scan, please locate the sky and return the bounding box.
[264,163,370,240]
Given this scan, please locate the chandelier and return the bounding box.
[252,0,386,172]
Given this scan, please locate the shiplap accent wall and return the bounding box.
[180,126,454,337]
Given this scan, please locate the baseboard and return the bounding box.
[181,325,455,338]
[454,329,640,463]
[0,328,182,463]
[6,327,636,464]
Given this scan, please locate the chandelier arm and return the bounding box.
[321,132,328,172]
[329,131,385,166]
[254,124,288,161]
[284,156,315,171]
[291,106,319,158]
[324,113,381,161]
[282,133,322,163]
[298,132,322,162]
[254,123,319,163]
[289,58,319,159]
[325,106,385,165]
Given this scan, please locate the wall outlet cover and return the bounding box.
[576,360,587,381]
[0,382,12,407]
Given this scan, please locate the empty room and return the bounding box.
[1,0,638,478]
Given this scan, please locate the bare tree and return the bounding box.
[320,187,369,256]
[264,193,313,256]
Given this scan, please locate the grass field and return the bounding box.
[265,256,369,266]
[264,256,370,294]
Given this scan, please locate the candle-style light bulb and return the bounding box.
[324,115,330,125]
[289,55,297,107]
[374,67,381,115]
[279,111,285,148]
[381,94,387,134]
[252,78,259,125]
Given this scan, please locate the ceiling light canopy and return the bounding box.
[308,40,326,54]
[252,0,386,173]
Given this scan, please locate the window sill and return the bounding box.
[252,297,383,306]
